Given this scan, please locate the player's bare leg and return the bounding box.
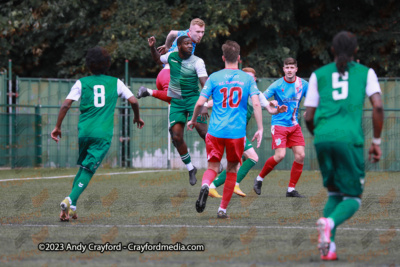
[170,123,197,185]
[194,121,207,141]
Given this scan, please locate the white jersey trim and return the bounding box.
[366,68,381,97]
[258,91,269,108]
[304,73,319,107]
[117,79,134,99]
[160,52,171,64]
[65,79,133,101]
[66,80,82,101]
[194,58,208,78]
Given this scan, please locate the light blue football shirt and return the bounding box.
[201,69,260,139]
[264,76,308,127]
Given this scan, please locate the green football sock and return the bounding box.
[180,153,191,164]
[237,159,257,184]
[323,193,343,242]
[71,167,83,189]
[69,168,94,206]
[213,170,226,188]
[328,197,361,240]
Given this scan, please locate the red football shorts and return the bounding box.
[206,133,245,162]
[156,68,170,91]
[271,124,305,149]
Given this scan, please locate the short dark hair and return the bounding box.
[177,35,191,46]
[332,31,358,75]
[86,47,111,75]
[283,57,297,66]
[222,40,240,63]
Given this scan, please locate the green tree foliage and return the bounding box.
[1,0,398,78]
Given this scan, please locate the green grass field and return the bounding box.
[0,168,399,266]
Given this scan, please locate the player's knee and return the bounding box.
[249,153,258,163]
[295,152,305,162]
[172,134,183,145]
[274,152,286,162]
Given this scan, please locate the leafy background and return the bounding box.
[1,0,398,79]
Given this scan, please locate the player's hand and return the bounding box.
[187,120,197,131]
[157,45,167,54]
[278,105,288,113]
[51,127,61,143]
[148,36,156,47]
[251,129,263,148]
[199,106,209,121]
[269,100,278,107]
[368,143,381,163]
[134,118,145,129]
[303,111,306,118]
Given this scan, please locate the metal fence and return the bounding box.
[0,75,399,171]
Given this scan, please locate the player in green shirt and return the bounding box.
[146,35,209,186]
[51,47,144,221]
[304,31,383,261]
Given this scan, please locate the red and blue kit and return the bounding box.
[201,68,259,160]
[264,76,308,148]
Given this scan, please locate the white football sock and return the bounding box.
[287,187,295,192]
[147,88,153,95]
[329,242,336,252]
[256,176,264,181]
[186,162,194,171]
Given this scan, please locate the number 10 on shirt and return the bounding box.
[219,87,242,108]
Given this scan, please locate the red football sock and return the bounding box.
[289,161,303,188]
[220,172,236,209]
[259,156,278,178]
[202,169,217,186]
[152,90,172,103]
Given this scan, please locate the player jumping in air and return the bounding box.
[305,31,383,261]
[188,41,263,219]
[147,35,208,185]
[137,18,206,103]
[51,47,144,221]
[254,58,308,198]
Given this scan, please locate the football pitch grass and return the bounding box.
[0,168,398,266]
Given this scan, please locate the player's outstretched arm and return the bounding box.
[51,99,74,143]
[157,30,179,54]
[250,94,263,148]
[187,96,208,131]
[148,36,163,65]
[368,92,384,163]
[128,96,144,129]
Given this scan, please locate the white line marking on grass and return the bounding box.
[1,224,399,232]
[0,170,170,182]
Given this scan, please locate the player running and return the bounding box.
[254,57,308,198]
[147,35,208,185]
[304,31,383,261]
[208,67,287,198]
[188,40,263,219]
[137,18,206,103]
[51,47,144,221]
